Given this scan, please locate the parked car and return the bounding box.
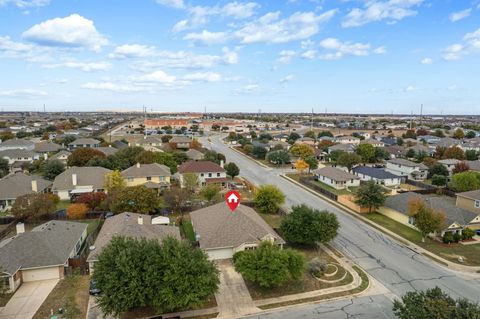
[475,230,480,236]
[89,280,101,295]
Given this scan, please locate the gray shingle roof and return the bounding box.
[0,148,36,159]
[314,166,360,182]
[170,136,192,143]
[121,163,171,178]
[0,139,34,147]
[87,212,180,262]
[190,202,284,250]
[352,166,400,180]
[34,141,62,153]
[384,192,478,228]
[68,138,100,146]
[465,160,480,172]
[96,147,118,157]
[387,158,428,169]
[328,143,356,153]
[186,149,204,160]
[0,172,51,200]
[49,150,71,161]
[52,166,111,191]
[0,220,87,275]
[456,189,480,201]
[178,160,225,173]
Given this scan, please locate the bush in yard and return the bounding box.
[233,241,305,288]
[448,171,480,192]
[10,193,57,220]
[110,186,160,215]
[428,163,449,178]
[462,228,475,240]
[442,232,454,244]
[254,184,285,214]
[280,204,339,246]
[200,184,220,203]
[431,174,447,186]
[67,203,88,219]
[307,258,328,277]
[93,236,219,317]
[76,192,106,210]
[453,232,462,243]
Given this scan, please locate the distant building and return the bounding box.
[145,119,189,130]
[0,172,52,211]
[385,158,428,181]
[68,138,100,150]
[0,139,35,151]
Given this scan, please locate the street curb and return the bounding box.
[280,174,480,275]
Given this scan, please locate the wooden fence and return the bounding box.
[298,176,338,201]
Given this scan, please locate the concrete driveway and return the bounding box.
[0,279,58,319]
[215,260,258,318]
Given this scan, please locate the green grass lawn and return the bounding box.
[181,220,196,242]
[259,213,284,229]
[364,213,480,266]
[285,173,351,196]
[56,200,70,211]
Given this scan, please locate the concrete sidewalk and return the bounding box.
[0,279,58,319]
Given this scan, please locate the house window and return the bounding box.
[475,200,480,208]
[208,173,212,177]
[217,173,220,177]
[408,217,415,225]
[146,176,152,181]
[160,176,165,181]
[200,173,204,177]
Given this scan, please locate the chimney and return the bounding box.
[138,216,143,225]
[16,222,25,235]
[72,173,77,186]
[220,160,224,168]
[136,162,141,168]
[31,180,38,192]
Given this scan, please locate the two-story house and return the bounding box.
[178,160,227,188]
[385,158,428,181]
[122,163,171,192]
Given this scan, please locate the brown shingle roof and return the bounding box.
[314,167,360,182]
[0,172,51,200]
[121,163,171,178]
[178,160,225,173]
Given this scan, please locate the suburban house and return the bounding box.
[456,190,480,224]
[178,160,228,188]
[122,163,171,191]
[438,159,460,177]
[352,166,402,187]
[385,158,428,181]
[0,220,87,292]
[328,143,356,154]
[131,136,163,151]
[380,192,479,235]
[52,166,112,200]
[190,202,285,260]
[186,149,204,160]
[0,149,40,166]
[465,160,480,173]
[96,146,118,157]
[144,119,189,130]
[313,166,360,190]
[48,150,71,165]
[0,172,52,211]
[335,136,360,145]
[87,212,180,270]
[294,137,316,147]
[34,141,62,155]
[169,136,192,149]
[360,139,385,148]
[385,145,407,158]
[67,138,100,150]
[0,139,35,151]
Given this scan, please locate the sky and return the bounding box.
[0,0,479,114]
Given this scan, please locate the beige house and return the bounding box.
[52,166,112,200]
[121,163,171,191]
[170,136,192,149]
[313,166,360,190]
[456,190,480,229]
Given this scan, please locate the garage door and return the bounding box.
[23,267,60,282]
[207,248,233,260]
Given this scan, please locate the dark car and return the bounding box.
[89,280,101,296]
[476,229,480,236]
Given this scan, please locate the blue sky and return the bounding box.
[0,0,479,114]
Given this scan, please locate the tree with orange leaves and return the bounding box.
[294,159,309,174]
[67,203,89,220]
[408,197,446,242]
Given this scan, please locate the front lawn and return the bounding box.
[364,213,480,266]
[285,173,351,196]
[259,213,284,229]
[33,275,90,319]
[244,246,353,300]
[181,219,196,242]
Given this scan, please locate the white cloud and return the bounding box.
[319,38,371,60]
[81,82,145,93]
[405,85,416,92]
[342,0,424,28]
[443,43,465,60]
[0,0,50,8]
[300,49,317,59]
[301,39,315,49]
[420,57,433,64]
[132,70,177,85]
[449,9,471,22]
[373,46,387,54]
[447,84,457,91]
[156,0,184,9]
[172,19,189,33]
[109,44,156,59]
[235,9,337,44]
[43,61,110,72]
[234,84,260,94]
[279,74,295,83]
[183,30,230,45]
[277,50,296,63]
[0,36,34,56]
[22,14,108,52]
[0,88,48,98]
[183,72,222,82]
[222,2,259,19]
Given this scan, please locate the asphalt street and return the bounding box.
[201,134,480,319]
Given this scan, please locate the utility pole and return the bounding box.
[143,105,147,139]
[310,107,314,132]
[420,104,423,127]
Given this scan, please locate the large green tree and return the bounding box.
[93,236,219,317]
[356,144,375,162]
[154,152,178,174]
[428,163,449,178]
[266,150,290,165]
[41,159,65,180]
[289,143,314,160]
[393,287,480,319]
[408,198,446,242]
[67,148,105,166]
[448,171,480,192]
[280,205,339,246]
[354,181,386,213]
[337,152,361,172]
[224,162,240,179]
[0,158,9,178]
[233,241,305,288]
[254,185,285,214]
[110,186,160,214]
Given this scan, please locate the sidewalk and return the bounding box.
[281,174,480,274]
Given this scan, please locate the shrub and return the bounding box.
[67,203,88,220]
[442,232,453,244]
[453,232,462,243]
[431,174,447,186]
[307,257,328,277]
[462,228,475,240]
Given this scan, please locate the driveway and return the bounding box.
[0,279,58,319]
[215,260,258,318]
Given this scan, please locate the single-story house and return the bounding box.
[328,143,356,154]
[68,138,100,150]
[294,137,316,147]
[0,149,40,166]
[0,172,52,211]
[186,148,204,161]
[465,160,480,173]
[121,163,171,191]
[0,139,35,151]
[87,212,180,270]
[352,166,402,187]
[34,141,62,155]
[48,150,71,166]
[385,145,407,159]
[380,192,480,235]
[131,136,163,150]
[360,139,385,148]
[0,220,87,292]
[334,136,360,145]
[438,159,460,176]
[52,166,112,200]
[313,166,360,190]
[455,190,480,227]
[385,158,428,181]
[96,146,118,157]
[178,160,228,188]
[169,136,192,149]
[190,202,285,260]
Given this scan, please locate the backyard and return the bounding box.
[364,213,480,266]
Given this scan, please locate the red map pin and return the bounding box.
[225,190,241,212]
